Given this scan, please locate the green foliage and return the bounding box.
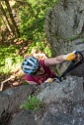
[0,45,23,74]
[18,0,59,58]
[22,80,29,85]
[18,0,59,40]
[20,95,44,111]
[26,40,53,57]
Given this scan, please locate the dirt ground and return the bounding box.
[0,69,26,91]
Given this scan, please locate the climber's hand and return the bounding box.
[63,50,82,61]
[44,78,54,83]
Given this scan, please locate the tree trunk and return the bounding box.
[4,0,20,37]
[0,2,14,35]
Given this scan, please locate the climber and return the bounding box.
[21,50,81,85]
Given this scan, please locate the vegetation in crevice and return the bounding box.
[20,95,45,111]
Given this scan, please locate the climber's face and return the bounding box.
[32,65,45,76]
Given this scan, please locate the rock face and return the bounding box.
[0,85,36,125]
[45,0,84,77]
[46,0,84,37]
[36,76,84,125]
[0,76,84,125]
[37,76,84,103]
[45,0,84,54]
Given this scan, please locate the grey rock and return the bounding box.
[0,85,36,125]
[37,76,84,103]
[10,110,37,125]
[0,76,84,125]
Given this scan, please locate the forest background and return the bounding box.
[0,0,59,89]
